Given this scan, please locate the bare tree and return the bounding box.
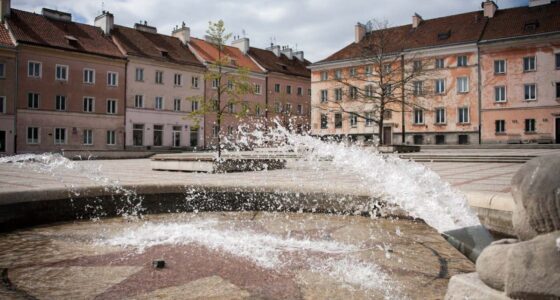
[316,19,432,145]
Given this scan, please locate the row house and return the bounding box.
[310,0,560,145]
[95,12,207,150]
[0,10,15,154]
[4,5,127,153]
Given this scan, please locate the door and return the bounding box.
[0,131,5,153]
[556,118,560,144]
[382,126,392,145]
[172,126,181,148]
[190,128,198,147]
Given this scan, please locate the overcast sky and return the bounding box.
[14,0,527,62]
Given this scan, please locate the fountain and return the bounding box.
[0,125,485,299]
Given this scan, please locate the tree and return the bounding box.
[189,20,253,157]
[316,19,432,145]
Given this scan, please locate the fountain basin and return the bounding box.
[151,153,290,173]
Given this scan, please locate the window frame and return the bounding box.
[495,86,507,102]
[457,77,469,93]
[495,120,506,133]
[174,98,182,112]
[457,55,467,67]
[435,108,446,124]
[435,58,445,69]
[106,130,116,145]
[523,56,536,72]
[174,73,183,86]
[155,70,164,85]
[83,68,95,84]
[155,96,164,110]
[191,76,199,88]
[27,127,40,144]
[106,99,117,114]
[107,71,118,86]
[458,107,470,124]
[320,90,328,103]
[0,62,5,78]
[135,68,144,82]
[54,127,67,145]
[83,129,93,145]
[0,96,6,114]
[524,84,537,101]
[27,92,40,109]
[494,60,506,75]
[349,113,358,128]
[27,61,42,78]
[83,96,95,113]
[55,64,69,81]
[435,79,445,94]
[334,113,343,129]
[134,95,144,108]
[413,109,424,125]
[55,95,66,111]
[524,118,536,133]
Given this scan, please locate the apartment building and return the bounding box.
[4,4,126,153]
[97,13,207,149]
[0,10,15,155]
[479,0,560,144]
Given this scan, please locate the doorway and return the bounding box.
[382,126,392,145]
[172,126,182,148]
[0,131,5,153]
[556,118,560,144]
[190,128,199,147]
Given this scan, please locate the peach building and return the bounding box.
[5,5,126,153]
[479,1,560,144]
[99,14,207,149]
[0,13,15,155]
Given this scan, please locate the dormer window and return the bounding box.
[65,35,79,47]
[156,47,169,58]
[437,30,451,40]
[524,20,539,31]
[230,59,238,66]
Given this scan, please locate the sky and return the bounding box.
[13,0,527,62]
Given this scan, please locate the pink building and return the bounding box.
[5,5,126,153]
[0,12,15,155]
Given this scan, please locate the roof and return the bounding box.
[189,37,263,73]
[111,25,204,67]
[6,9,124,58]
[320,10,487,64]
[248,47,310,78]
[481,1,560,41]
[0,23,14,47]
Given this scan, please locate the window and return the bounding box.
[383,64,392,74]
[335,70,342,79]
[458,135,469,145]
[191,100,199,112]
[55,65,68,81]
[83,97,94,112]
[28,61,41,77]
[135,95,144,108]
[457,77,469,93]
[154,125,163,147]
[27,127,39,144]
[297,104,303,115]
[275,102,281,113]
[155,97,164,110]
[174,99,182,111]
[435,135,445,145]
[321,71,328,81]
[334,113,342,128]
[349,86,358,99]
[334,88,343,101]
[525,119,536,133]
[365,112,373,127]
[28,93,39,109]
[523,56,536,72]
[227,102,235,113]
[495,86,506,102]
[435,58,444,69]
[414,109,424,124]
[350,68,357,77]
[349,113,357,128]
[365,85,374,97]
[0,63,5,78]
[321,114,329,129]
[285,85,291,95]
[107,72,118,86]
[211,99,219,111]
[435,108,446,124]
[556,53,560,69]
[133,124,144,146]
[435,79,445,94]
[494,60,506,74]
[55,95,66,111]
[365,66,372,76]
[458,107,470,124]
[556,82,560,98]
[83,129,93,145]
[107,130,116,145]
[297,87,303,96]
[413,81,423,96]
[274,83,280,93]
[384,110,392,119]
[0,96,4,113]
[135,68,144,81]
[495,120,506,133]
[242,102,249,114]
[524,84,537,101]
[254,84,261,95]
[308,89,311,96]
[284,103,292,114]
[83,68,95,84]
[54,128,66,144]
[107,99,117,114]
[320,90,328,102]
[382,84,392,96]
[174,74,182,86]
[155,71,163,84]
[227,126,234,136]
[413,60,422,72]
[211,78,219,89]
[192,76,199,88]
[212,125,219,138]
[457,55,467,67]
[255,105,261,116]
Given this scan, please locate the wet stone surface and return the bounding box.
[0,212,474,299]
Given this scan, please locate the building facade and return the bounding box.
[0,19,15,155]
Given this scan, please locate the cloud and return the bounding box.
[13,0,527,62]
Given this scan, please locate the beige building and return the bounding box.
[0,13,15,154]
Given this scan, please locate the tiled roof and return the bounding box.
[111,25,204,67]
[481,1,560,41]
[248,47,310,78]
[320,11,487,63]
[6,9,124,58]
[189,37,263,73]
[0,23,14,47]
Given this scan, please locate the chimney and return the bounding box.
[42,8,71,22]
[412,13,423,28]
[172,22,190,45]
[355,23,366,43]
[281,46,293,59]
[134,21,157,34]
[0,0,10,22]
[232,37,250,54]
[482,1,498,18]
[94,11,114,36]
[267,44,281,57]
[528,0,551,7]
[293,51,304,62]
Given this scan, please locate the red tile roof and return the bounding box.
[6,9,124,58]
[111,25,204,67]
[481,1,560,41]
[248,47,310,78]
[189,37,263,73]
[0,23,14,47]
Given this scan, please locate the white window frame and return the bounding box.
[83,97,95,113]
[365,66,372,76]
[335,88,343,101]
[494,60,506,74]
[55,95,66,111]
[155,96,164,110]
[435,108,446,124]
[27,61,42,78]
[135,95,144,108]
[495,86,507,102]
[435,79,445,94]
[174,98,182,111]
[525,118,536,133]
[435,58,445,69]
[523,56,536,72]
[27,127,40,144]
[335,70,342,80]
[495,120,506,133]
[55,64,68,81]
[254,83,261,95]
[106,99,117,114]
[297,87,303,96]
[458,107,470,124]
[413,81,423,96]
[321,71,328,81]
[83,68,95,84]
[135,68,144,82]
[107,71,118,86]
[320,90,328,102]
[297,104,303,115]
[457,55,467,67]
[414,109,424,125]
[524,84,537,101]
[365,112,373,127]
[349,113,358,128]
[211,78,219,89]
[83,129,93,145]
[27,92,39,109]
[320,113,328,129]
[174,73,183,86]
[191,76,199,88]
[155,71,163,84]
[191,100,199,112]
[106,130,116,145]
[457,77,469,93]
[54,127,67,145]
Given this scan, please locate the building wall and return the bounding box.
[125,57,205,148]
[480,37,560,144]
[267,73,311,133]
[16,45,126,153]
[0,46,16,154]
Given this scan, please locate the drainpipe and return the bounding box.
[265,74,269,131]
[477,46,482,145]
[123,59,128,151]
[203,72,207,149]
[401,54,406,144]
[13,47,18,154]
